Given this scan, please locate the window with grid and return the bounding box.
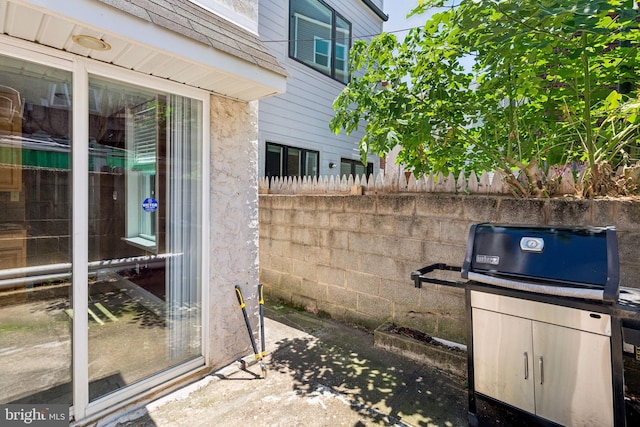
[289,0,351,83]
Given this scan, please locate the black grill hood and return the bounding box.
[461,223,620,303]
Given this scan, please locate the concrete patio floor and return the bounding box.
[109,301,609,427]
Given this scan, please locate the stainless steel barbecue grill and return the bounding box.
[411,223,628,427]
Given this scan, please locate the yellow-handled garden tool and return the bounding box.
[235,284,267,378]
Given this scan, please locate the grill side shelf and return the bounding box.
[410,263,466,289]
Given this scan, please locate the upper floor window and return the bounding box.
[289,0,351,83]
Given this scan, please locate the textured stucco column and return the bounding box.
[208,95,260,367]
[222,0,257,21]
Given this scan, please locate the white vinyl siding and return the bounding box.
[259,0,383,177]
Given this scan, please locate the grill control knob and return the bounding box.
[520,237,544,252]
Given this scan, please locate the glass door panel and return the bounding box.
[0,55,72,404]
[87,77,203,401]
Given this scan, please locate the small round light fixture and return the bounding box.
[72,35,111,51]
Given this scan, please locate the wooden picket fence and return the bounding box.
[259,168,579,196]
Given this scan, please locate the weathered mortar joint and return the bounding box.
[407,310,439,318]
[260,193,640,346]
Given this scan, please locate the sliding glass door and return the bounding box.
[0,50,206,418]
[86,76,204,402]
[0,54,73,405]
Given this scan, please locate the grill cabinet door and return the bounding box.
[472,308,535,413]
[533,321,613,426]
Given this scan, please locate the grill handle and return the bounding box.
[467,271,605,302]
[411,263,465,289]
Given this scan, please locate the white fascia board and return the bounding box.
[16,0,286,97]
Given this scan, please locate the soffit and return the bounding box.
[0,0,287,101]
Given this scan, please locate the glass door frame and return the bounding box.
[0,35,211,422]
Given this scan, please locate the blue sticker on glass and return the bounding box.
[142,197,158,212]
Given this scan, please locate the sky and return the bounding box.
[383,0,431,40]
[381,1,475,71]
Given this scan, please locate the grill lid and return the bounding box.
[461,223,620,303]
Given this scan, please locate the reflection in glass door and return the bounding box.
[0,51,205,417]
[0,55,73,404]
[86,77,203,401]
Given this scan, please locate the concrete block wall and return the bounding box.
[259,193,640,345]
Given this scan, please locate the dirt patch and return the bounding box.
[388,325,466,354]
[374,322,467,378]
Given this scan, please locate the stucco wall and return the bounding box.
[208,96,261,367]
[224,0,256,20]
[259,194,640,344]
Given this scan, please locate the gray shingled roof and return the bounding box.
[97,0,288,77]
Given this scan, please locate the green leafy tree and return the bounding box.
[330,0,640,197]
